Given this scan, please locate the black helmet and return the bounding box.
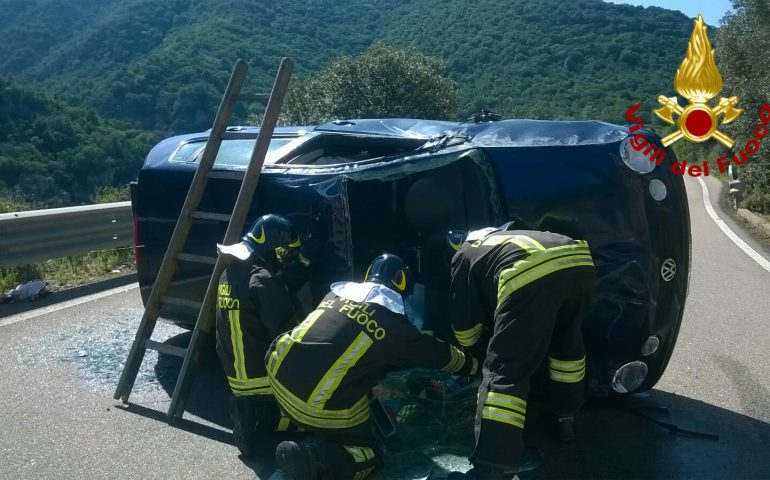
[243,214,301,254]
[365,254,414,297]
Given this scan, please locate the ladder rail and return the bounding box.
[167,57,294,419]
[113,60,248,402]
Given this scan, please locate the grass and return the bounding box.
[0,249,135,293]
[1,186,135,294]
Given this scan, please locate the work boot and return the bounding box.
[276,440,318,480]
[557,416,576,443]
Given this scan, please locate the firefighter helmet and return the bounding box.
[243,214,301,253]
[365,254,414,296]
[218,214,300,260]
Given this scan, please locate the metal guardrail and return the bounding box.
[0,202,133,267]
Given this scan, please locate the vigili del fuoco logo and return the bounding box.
[624,14,770,177]
[654,14,742,148]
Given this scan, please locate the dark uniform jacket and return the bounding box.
[266,287,477,430]
[216,253,300,396]
[450,229,594,357]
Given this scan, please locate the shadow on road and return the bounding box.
[148,333,770,479]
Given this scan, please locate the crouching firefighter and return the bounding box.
[446,227,597,480]
[266,253,479,480]
[216,214,311,457]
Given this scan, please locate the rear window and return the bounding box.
[169,138,296,166]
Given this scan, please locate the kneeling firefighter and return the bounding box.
[216,214,311,457]
[266,254,479,480]
[446,227,597,480]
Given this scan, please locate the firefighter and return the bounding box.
[445,227,596,480]
[215,214,311,457]
[266,253,479,480]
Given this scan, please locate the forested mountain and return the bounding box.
[0,77,158,206]
[0,0,697,132]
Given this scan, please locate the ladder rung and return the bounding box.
[176,253,217,265]
[191,211,231,222]
[236,93,270,102]
[161,296,203,310]
[144,340,187,358]
[206,170,245,180]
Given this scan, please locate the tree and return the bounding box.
[275,43,459,125]
[717,0,770,212]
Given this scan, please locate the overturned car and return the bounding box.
[131,117,690,396]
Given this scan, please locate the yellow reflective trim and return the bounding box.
[270,380,371,429]
[486,392,527,413]
[392,270,407,291]
[277,416,291,432]
[354,466,375,480]
[227,376,271,388]
[507,238,539,253]
[233,389,273,397]
[549,369,585,383]
[267,309,324,374]
[344,446,366,463]
[453,323,482,347]
[442,345,466,373]
[229,310,247,380]
[497,249,594,304]
[482,406,525,429]
[515,235,546,251]
[288,238,301,248]
[309,332,374,409]
[269,375,370,420]
[548,356,586,371]
[248,226,266,244]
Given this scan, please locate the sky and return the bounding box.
[604,0,734,25]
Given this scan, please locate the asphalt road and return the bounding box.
[1,175,769,479]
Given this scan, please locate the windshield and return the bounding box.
[169,137,297,166]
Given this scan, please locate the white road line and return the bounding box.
[0,283,139,328]
[697,176,770,273]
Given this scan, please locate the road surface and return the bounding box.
[1,175,769,479]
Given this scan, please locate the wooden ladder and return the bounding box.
[113,57,293,419]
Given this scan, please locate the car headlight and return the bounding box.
[641,336,660,356]
[620,138,655,174]
[611,361,649,393]
[649,179,667,201]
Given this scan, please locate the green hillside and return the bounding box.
[0,0,698,132]
[0,76,158,206]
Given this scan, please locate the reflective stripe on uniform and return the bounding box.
[507,235,545,253]
[481,391,527,428]
[277,415,291,432]
[548,356,586,383]
[497,242,593,305]
[442,345,467,373]
[229,310,247,380]
[267,309,324,374]
[453,322,482,347]
[353,466,376,480]
[481,406,525,429]
[228,375,272,396]
[485,392,527,414]
[268,375,371,429]
[309,332,374,409]
[344,445,375,463]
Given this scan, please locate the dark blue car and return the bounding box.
[131,118,690,395]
